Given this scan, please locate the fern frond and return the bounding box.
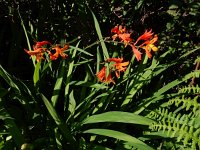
[149,108,200,149]
[168,96,200,114]
[178,85,200,94]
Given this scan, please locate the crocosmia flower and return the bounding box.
[111,25,132,47]
[35,41,52,48]
[49,44,69,60]
[133,29,158,59]
[111,25,158,61]
[134,29,153,45]
[24,46,46,62]
[96,67,115,84]
[130,44,142,61]
[107,58,129,78]
[24,40,51,62]
[141,35,158,58]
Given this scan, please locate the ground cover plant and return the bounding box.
[0,0,200,149]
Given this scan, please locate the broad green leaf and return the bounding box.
[84,129,154,150]
[83,111,154,126]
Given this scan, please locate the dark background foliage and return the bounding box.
[0,0,199,79]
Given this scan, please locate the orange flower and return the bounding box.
[96,67,115,84]
[111,25,126,34]
[118,33,132,47]
[24,46,46,62]
[141,35,158,58]
[130,44,142,61]
[111,25,132,46]
[49,44,69,60]
[107,58,129,78]
[24,40,51,62]
[134,29,153,45]
[35,41,51,48]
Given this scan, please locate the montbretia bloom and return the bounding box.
[24,46,46,62]
[24,40,51,62]
[96,67,115,84]
[140,35,158,58]
[111,25,132,47]
[35,41,52,48]
[134,29,154,45]
[130,44,142,61]
[107,58,129,78]
[49,44,69,60]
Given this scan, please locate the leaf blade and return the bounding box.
[84,129,154,150]
[83,111,154,126]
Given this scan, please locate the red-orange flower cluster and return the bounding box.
[111,25,158,61]
[96,58,129,84]
[111,25,132,47]
[24,41,69,62]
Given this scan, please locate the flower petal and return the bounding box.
[131,45,142,61]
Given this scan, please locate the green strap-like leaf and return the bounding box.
[40,94,76,148]
[33,62,41,86]
[51,61,66,106]
[84,129,154,150]
[69,45,93,56]
[0,65,20,91]
[91,10,109,60]
[83,111,154,126]
[18,8,35,66]
[121,57,159,107]
[65,42,79,98]
[70,81,108,89]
